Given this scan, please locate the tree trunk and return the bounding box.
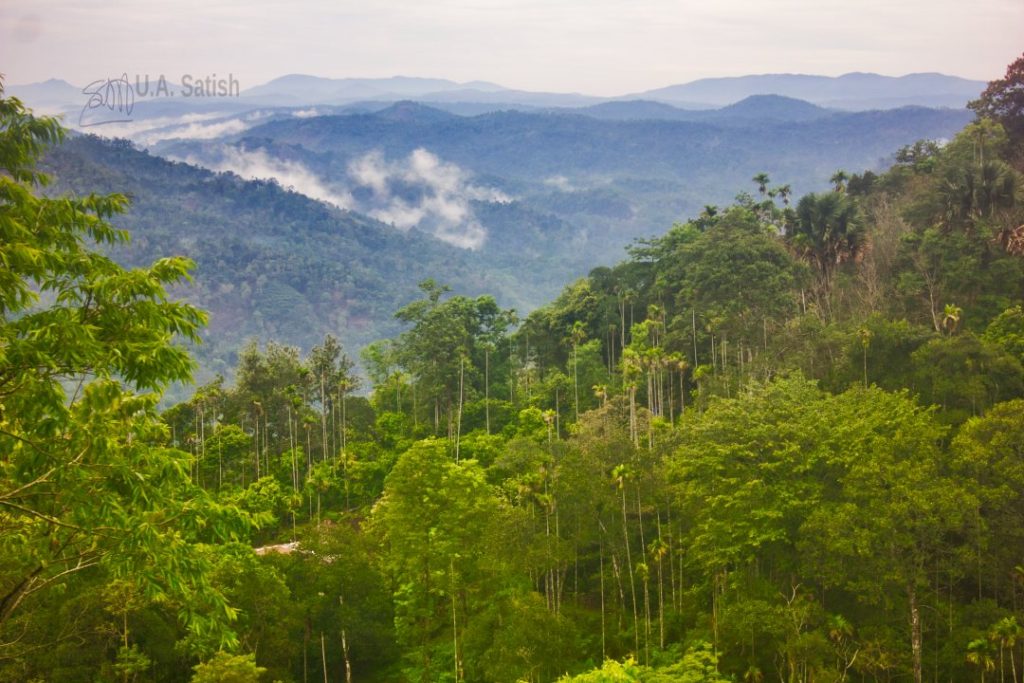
[456,357,464,462]
[485,347,490,435]
[573,342,579,423]
[599,537,607,660]
[621,486,640,655]
[910,584,923,683]
[320,631,329,683]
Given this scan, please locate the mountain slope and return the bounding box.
[41,135,571,379]
[151,101,973,276]
[181,103,968,184]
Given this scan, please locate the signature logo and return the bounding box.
[79,73,134,127]
[77,73,239,127]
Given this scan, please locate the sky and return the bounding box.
[2,0,1022,95]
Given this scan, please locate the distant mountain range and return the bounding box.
[8,71,985,121]
[155,99,971,260]
[628,72,986,109]
[16,70,983,384]
[240,74,509,105]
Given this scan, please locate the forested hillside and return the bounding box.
[35,97,974,393]
[3,55,1024,683]
[160,100,973,264]
[40,135,580,384]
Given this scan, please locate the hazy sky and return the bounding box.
[2,0,1021,95]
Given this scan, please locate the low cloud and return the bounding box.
[347,148,510,250]
[137,118,250,145]
[180,146,355,209]
[73,111,224,139]
[544,175,575,191]
[80,110,276,146]
[173,145,509,250]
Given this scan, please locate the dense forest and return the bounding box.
[2,54,1024,683]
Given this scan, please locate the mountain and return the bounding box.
[632,72,985,110]
[240,75,507,105]
[568,100,707,121]
[8,71,981,131]
[40,135,581,385]
[417,88,603,108]
[184,102,970,181]
[242,71,982,110]
[568,95,830,123]
[147,101,972,289]
[715,94,830,122]
[6,78,82,114]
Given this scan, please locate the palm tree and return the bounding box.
[830,169,850,193]
[858,326,873,387]
[967,638,996,683]
[941,304,963,336]
[774,184,793,206]
[612,463,640,656]
[990,616,1022,683]
[570,321,586,422]
[940,160,1017,228]
[752,172,771,197]
[698,204,719,230]
[790,192,863,318]
[251,400,263,479]
[648,537,669,649]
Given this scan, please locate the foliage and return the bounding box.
[190,652,266,683]
[8,58,1024,683]
[969,52,1024,151]
[0,83,249,655]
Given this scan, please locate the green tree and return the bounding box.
[911,334,1024,422]
[373,438,503,681]
[800,388,974,683]
[190,651,266,683]
[969,52,1024,151]
[665,207,800,346]
[983,304,1024,363]
[0,84,247,646]
[790,191,863,319]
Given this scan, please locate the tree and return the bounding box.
[774,184,793,206]
[830,170,850,193]
[969,52,1024,152]
[373,439,503,681]
[752,173,771,197]
[0,83,247,646]
[390,281,514,436]
[190,652,266,683]
[911,334,1024,423]
[967,638,996,683]
[984,304,1024,363]
[665,207,800,344]
[800,388,974,683]
[952,400,1024,615]
[790,191,863,318]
